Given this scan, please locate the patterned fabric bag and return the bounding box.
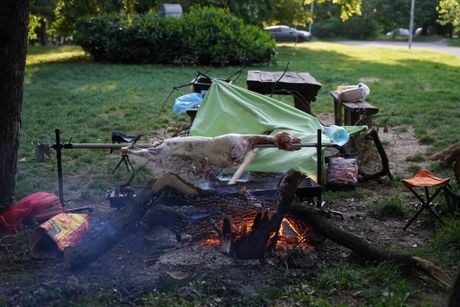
[326,157,359,189]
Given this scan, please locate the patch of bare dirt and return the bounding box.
[378,126,431,175]
[0,126,450,306]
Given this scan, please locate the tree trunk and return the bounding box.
[39,18,48,46]
[0,0,30,210]
[448,268,460,307]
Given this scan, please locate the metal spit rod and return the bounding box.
[253,142,337,148]
[53,128,336,205]
[58,142,337,150]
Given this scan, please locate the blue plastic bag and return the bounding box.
[172,93,204,116]
[322,125,349,146]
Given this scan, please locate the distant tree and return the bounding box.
[313,1,377,39]
[49,0,363,37]
[360,0,438,34]
[415,0,440,35]
[438,0,460,36]
[324,0,362,21]
[0,0,30,210]
[227,0,275,25]
[30,0,56,45]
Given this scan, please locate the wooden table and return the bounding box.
[246,70,322,115]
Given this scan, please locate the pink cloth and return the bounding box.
[0,192,64,232]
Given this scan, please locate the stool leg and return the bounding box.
[443,187,454,215]
[122,155,130,171]
[350,111,360,125]
[112,157,125,174]
[427,204,444,226]
[126,156,135,172]
[404,204,426,231]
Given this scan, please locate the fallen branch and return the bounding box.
[289,203,453,288]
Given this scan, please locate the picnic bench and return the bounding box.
[246,70,322,115]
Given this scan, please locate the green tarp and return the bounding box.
[190,79,364,178]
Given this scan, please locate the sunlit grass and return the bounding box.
[26,45,86,65]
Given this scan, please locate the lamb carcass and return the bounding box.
[121,132,300,181]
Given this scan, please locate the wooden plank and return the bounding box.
[342,102,379,114]
[246,70,321,100]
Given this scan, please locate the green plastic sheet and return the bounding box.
[190,80,365,178]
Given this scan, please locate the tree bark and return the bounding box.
[448,268,460,307]
[0,0,30,210]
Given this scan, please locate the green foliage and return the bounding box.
[313,2,380,39]
[438,0,460,27]
[314,0,441,38]
[438,0,460,36]
[28,14,41,41]
[74,7,275,65]
[181,6,275,65]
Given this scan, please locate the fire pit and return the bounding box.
[63,170,314,268]
[137,173,314,260]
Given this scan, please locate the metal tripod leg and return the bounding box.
[112,154,134,173]
[404,186,445,230]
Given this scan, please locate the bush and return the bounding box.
[74,7,275,65]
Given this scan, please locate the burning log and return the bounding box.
[221,170,305,259]
[289,203,453,288]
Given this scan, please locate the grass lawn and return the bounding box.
[15,43,460,305]
[19,43,460,198]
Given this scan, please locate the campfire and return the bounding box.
[201,212,313,259]
[136,181,314,260]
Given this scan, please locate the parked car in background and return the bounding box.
[386,28,411,37]
[264,25,312,42]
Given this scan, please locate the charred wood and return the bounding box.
[224,170,305,259]
[64,174,199,269]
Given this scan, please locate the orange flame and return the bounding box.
[202,213,313,252]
